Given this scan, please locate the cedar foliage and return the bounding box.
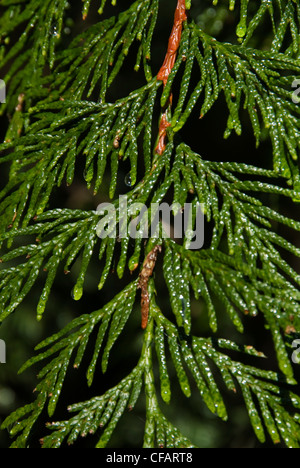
[1,0,300,448]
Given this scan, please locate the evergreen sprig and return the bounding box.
[1,0,300,448]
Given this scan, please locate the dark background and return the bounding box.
[0,0,299,448]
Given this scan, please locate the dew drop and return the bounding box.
[179,294,186,313]
[71,286,83,301]
[51,25,60,38]
[236,21,247,38]
[125,173,132,187]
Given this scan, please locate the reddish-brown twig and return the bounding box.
[155,0,187,155]
[139,2,187,328]
[138,245,162,329]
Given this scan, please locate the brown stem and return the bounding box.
[140,2,187,328]
[138,245,162,329]
[155,0,187,155]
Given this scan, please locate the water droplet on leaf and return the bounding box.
[236,21,247,38]
[51,25,60,38]
[125,173,132,187]
[179,295,186,312]
[71,286,83,301]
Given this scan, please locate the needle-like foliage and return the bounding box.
[1,0,300,448]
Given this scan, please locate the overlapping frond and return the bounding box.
[1,144,300,447]
[0,79,160,236]
[0,0,71,115]
[2,143,300,336]
[1,0,300,450]
[2,4,300,236]
[154,301,300,448]
[0,0,158,117]
[3,278,300,448]
[212,0,300,54]
[163,23,300,188]
[41,0,159,101]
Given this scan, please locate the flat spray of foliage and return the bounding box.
[1,0,300,448]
